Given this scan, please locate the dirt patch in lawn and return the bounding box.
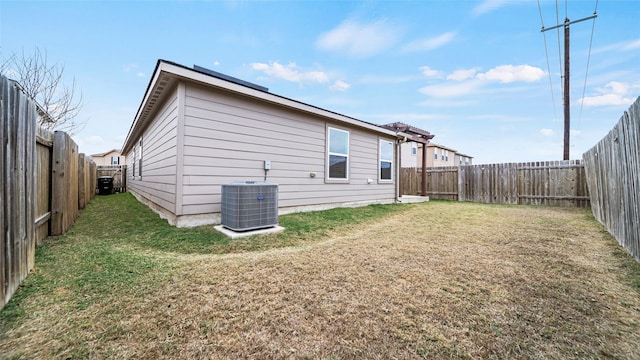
[2,201,640,359]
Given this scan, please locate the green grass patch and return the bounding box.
[0,193,410,335]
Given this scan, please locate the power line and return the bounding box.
[555,0,563,88]
[538,0,559,123]
[577,0,599,132]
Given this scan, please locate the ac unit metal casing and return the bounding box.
[221,181,279,231]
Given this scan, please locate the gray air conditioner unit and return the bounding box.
[221,181,279,232]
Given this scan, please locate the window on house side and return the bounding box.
[327,127,349,180]
[132,146,137,180]
[138,139,143,178]
[411,143,417,156]
[379,140,393,181]
[111,156,119,165]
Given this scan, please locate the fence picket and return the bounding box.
[584,97,640,262]
[1,75,96,310]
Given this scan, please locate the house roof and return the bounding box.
[90,149,121,157]
[426,142,458,152]
[122,60,419,154]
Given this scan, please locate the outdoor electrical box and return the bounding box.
[264,160,271,170]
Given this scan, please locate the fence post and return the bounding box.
[50,131,79,236]
[51,131,66,236]
[78,153,86,210]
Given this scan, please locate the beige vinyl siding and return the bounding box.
[126,87,179,214]
[179,83,394,216]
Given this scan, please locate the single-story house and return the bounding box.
[90,149,125,166]
[121,60,433,227]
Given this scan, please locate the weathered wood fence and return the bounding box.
[1,76,96,310]
[96,165,127,193]
[401,160,590,207]
[583,97,640,262]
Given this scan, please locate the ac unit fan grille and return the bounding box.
[221,181,278,231]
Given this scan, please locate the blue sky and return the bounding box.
[2,0,638,163]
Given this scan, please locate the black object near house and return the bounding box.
[97,176,114,195]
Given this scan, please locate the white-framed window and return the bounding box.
[445,150,449,162]
[434,150,438,160]
[379,139,393,181]
[132,146,137,180]
[111,156,120,165]
[411,142,417,156]
[138,138,143,178]
[327,127,349,180]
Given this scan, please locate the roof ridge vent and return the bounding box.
[193,65,268,92]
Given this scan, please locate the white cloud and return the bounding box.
[447,68,478,81]
[359,74,416,84]
[581,81,637,107]
[472,0,510,16]
[540,128,554,136]
[623,39,640,50]
[136,72,146,77]
[593,38,640,54]
[316,19,400,57]
[251,62,329,84]
[330,80,351,91]
[365,113,444,122]
[402,32,456,52]
[571,129,581,137]
[213,60,220,66]
[418,99,476,107]
[419,66,442,78]
[476,65,545,83]
[123,64,138,72]
[419,81,480,98]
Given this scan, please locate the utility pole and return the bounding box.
[542,12,597,160]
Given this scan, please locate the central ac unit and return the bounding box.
[221,181,279,232]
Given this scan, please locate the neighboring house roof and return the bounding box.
[456,153,474,158]
[426,142,458,153]
[122,60,414,154]
[90,149,121,157]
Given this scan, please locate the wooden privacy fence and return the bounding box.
[96,165,127,193]
[1,76,96,310]
[401,160,589,207]
[583,97,640,262]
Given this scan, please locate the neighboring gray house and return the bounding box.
[121,60,431,227]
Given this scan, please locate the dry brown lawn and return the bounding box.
[2,200,640,359]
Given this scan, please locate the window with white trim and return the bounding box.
[379,140,393,181]
[434,149,438,160]
[138,138,143,178]
[132,146,136,179]
[327,127,349,180]
[411,142,417,156]
[111,156,120,165]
